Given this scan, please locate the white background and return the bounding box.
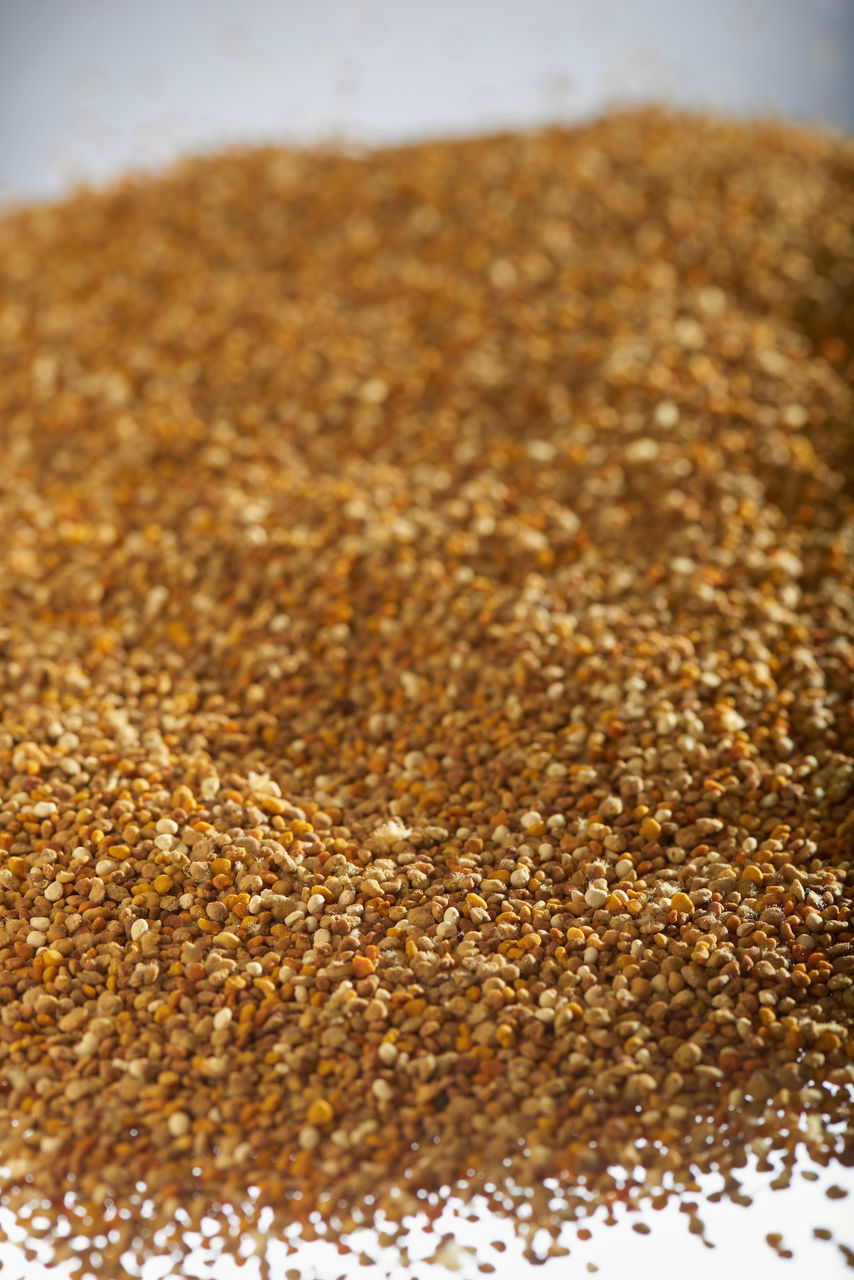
[0,1,852,1277]
[0,0,853,202]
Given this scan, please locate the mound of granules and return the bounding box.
[0,109,852,1278]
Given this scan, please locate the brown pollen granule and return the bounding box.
[0,108,852,1277]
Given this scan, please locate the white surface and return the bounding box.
[0,0,852,203]
[1,1159,853,1279]
[0,1,852,1276]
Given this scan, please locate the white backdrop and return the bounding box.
[0,0,853,202]
[0,1,853,1278]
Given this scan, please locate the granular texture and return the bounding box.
[0,109,852,1277]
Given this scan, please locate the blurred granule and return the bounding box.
[0,108,852,1279]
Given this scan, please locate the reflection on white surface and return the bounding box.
[1,1154,852,1279]
[0,0,852,202]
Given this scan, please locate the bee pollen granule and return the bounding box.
[0,109,852,1277]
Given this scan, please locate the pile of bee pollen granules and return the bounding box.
[0,109,852,1278]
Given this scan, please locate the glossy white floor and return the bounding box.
[1,1151,853,1279]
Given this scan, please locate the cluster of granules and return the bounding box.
[0,109,852,1278]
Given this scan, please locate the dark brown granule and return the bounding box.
[0,107,852,1278]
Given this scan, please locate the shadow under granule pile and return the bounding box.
[0,110,852,1277]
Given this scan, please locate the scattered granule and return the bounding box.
[0,107,853,1278]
